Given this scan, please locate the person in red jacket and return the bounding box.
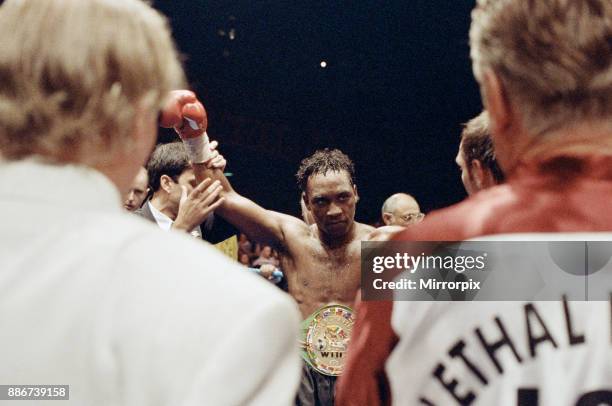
[339,0,612,402]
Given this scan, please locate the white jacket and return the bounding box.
[0,160,301,406]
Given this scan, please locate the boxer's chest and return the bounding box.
[286,239,361,297]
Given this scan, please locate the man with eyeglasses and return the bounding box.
[381,193,424,227]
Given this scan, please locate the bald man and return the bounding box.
[381,193,424,227]
[123,166,149,211]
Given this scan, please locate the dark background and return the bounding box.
[154,1,483,224]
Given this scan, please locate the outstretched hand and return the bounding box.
[172,178,225,233]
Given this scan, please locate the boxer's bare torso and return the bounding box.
[280,221,374,318]
[193,162,393,319]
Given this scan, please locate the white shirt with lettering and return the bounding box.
[387,234,612,406]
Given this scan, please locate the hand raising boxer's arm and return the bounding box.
[160,90,300,249]
[171,178,224,232]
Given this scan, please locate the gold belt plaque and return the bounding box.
[302,304,355,376]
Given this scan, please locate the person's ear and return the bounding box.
[482,69,528,175]
[353,185,359,203]
[482,69,512,138]
[160,174,174,194]
[132,103,158,160]
[469,160,486,191]
[471,158,501,191]
[472,160,497,190]
[382,212,393,225]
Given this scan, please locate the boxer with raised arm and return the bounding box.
[160,91,375,317]
[160,91,399,404]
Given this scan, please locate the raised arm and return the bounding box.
[160,90,302,248]
[196,163,296,247]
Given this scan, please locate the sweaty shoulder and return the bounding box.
[356,222,376,239]
[278,215,316,254]
[367,225,405,241]
[281,214,311,237]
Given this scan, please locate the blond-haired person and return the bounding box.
[0,1,300,405]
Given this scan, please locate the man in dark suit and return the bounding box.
[136,141,235,243]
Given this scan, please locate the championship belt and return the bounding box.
[299,304,355,376]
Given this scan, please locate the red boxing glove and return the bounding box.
[159,90,207,139]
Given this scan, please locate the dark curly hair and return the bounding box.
[296,148,356,193]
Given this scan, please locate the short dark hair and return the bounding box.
[296,148,356,193]
[460,111,505,183]
[146,142,191,193]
